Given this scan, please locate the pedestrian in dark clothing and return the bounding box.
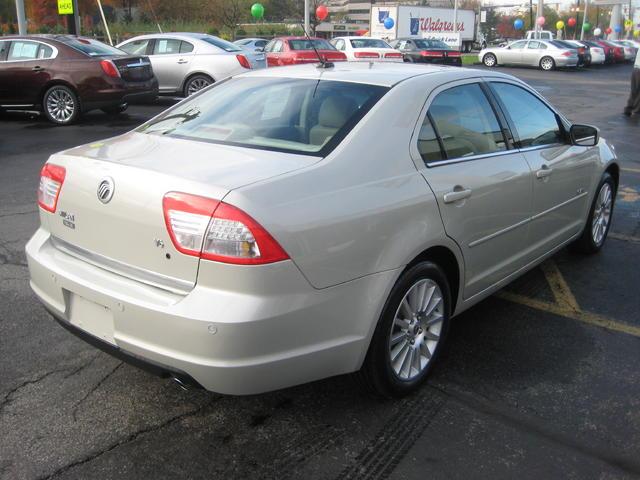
[624,49,640,116]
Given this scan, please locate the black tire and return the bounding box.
[183,74,213,97]
[483,53,497,67]
[539,56,555,71]
[359,261,451,398]
[42,85,80,125]
[101,103,128,115]
[571,172,616,254]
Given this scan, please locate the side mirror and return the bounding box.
[570,124,599,147]
[255,47,264,52]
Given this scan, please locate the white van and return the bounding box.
[525,30,554,40]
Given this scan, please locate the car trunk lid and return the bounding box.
[46,132,317,291]
[111,55,154,82]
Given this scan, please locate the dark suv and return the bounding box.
[0,35,158,125]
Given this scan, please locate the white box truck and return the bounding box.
[370,5,483,52]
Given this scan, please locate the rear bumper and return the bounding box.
[82,77,159,111]
[556,57,579,67]
[26,227,396,394]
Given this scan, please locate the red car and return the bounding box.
[263,37,346,66]
[0,35,158,125]
[593,40,625,63]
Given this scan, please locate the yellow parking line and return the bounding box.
[496,259,640,338]
[497,291,640,338]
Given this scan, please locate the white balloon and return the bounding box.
[594,27,602,36]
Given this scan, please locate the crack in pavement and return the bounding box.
[63,354,100,379]
[431,380,640,478]
[0,368,71,415]
[39,395,221,480]
[71,362,123,422]
[0,208,37,219]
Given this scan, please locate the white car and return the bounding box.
[27,63,618,397]
[330,36,403,62]
[565,40,605,65]
[117,33,266,97]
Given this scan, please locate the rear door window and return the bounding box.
[0,41,9,61]
[180,41,194,53]
[153,39,181,55]
[8,41,40,60]
[490,82,563,148]
[427,83,507,160]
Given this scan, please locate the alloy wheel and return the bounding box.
[483,54,496,67]
[592,182,612,245]
[388,278,444,381]
[46,88,76,123]
[187,77,211,96]
[540,57,554,70]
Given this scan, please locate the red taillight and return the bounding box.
[162,192,289,265]
[100,59,120,78]
[447,51,461,57]
[420,50,443,57]
[236,54,252,69]
[38,163,66,213]
[354,51,380,58]
[384,52,403,58]
[562,51,573,57]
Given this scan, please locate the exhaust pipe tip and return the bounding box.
[172,376,190,391]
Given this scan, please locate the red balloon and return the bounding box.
[605,27,612,34]
[567,17,577,27]
[316,5,328,21]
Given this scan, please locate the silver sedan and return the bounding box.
[117,33,266,97]
[27,63,617,397]
[480,39,579,70]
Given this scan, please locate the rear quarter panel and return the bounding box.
[224,74,464,291]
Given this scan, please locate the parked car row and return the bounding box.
[479,37,638,71]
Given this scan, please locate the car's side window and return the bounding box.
[153,38,181,55]
[273,40,284,53]
[0,41,9,61]
[510,40,527,49]
[426,83,507,161]
[491,82,563,148]
[417,115,444,163]
[264,40,274,52]
[180,41,194,53]
[528,41,540,49]
[120,39,150,55]
[256,40,267,48]
[7,41,40,61]
[335,39,345,51]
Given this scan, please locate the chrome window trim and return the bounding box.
[425,148,514,168]
[51,236,193,295]
[468,191,588,248]
[0,39,59,63]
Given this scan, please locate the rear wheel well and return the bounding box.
[182,72,214,95]
[405,246,461,315]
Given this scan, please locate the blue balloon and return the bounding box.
[514,19,524,30]
[614,24,622,33]
[384,17,395,29]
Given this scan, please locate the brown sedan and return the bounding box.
[0,35,158,125]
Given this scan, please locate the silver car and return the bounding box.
[480,39,579,70]
[234,37,269,52]
[27,64,618,397]
[117,33,266,97]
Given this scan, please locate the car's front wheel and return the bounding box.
[483,53,497,67]
[183,74,213,97]
[572,172,616,253]
[42,85,80,125]
[359,261,451,397]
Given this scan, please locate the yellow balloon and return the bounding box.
[556,20,565,30]
[635,30,640,38]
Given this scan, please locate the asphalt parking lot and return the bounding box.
[1,63,640,480]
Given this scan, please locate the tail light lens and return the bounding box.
[236,54,252,69]
[354,51,380,58]
[447,51,461,57]
[100,59,120,78]
[384,52,403,58]
[38,163,66,213]
[562,51,573,57]
[163,192,289,265]
[421,50,443,57]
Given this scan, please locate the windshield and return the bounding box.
[289,39,336,51]
[200,36,242,52]
[138,77,388,156]
[414,39,449,49]
[63,37,125,56]
[350,39,391,49]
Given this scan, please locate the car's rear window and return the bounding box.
[413,39,449,49]
[289,39,336,51]
[62,37,126,56]
[138,77,388,156]
[200,36,242,52]
[350,39,391,49]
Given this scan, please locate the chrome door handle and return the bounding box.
[177,59,188,64]
[32,66,44,71]
[443,188,472,204]
[536,166,553,179]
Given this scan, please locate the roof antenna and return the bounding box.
[299,23,334,69]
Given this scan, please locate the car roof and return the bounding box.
[274,36,325,41]
[238,62,517,87]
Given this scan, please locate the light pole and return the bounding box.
[580,0,589,40]
[304,0,310,35]
[15,0,27,34]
